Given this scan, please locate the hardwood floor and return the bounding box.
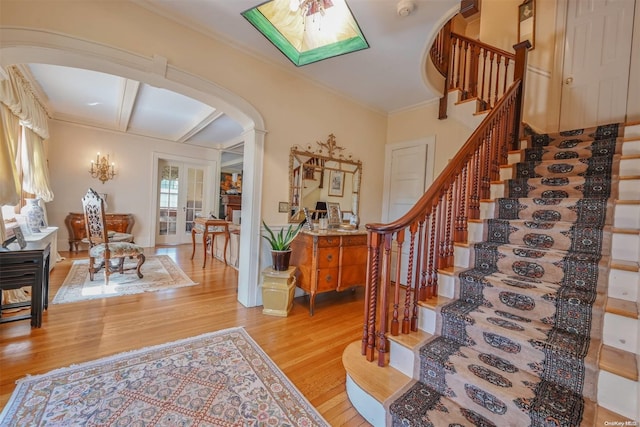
[0,245,370,426]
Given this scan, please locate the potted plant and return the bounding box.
[261,221,303,271]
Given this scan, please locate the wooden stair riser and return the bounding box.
[446,88,487,130]
[608,268,640,303]
[622,139,640,155]
[625,124,640,138]
[614,202,640,229]
[611,232,640,263]
[618,178,640,200]
[598,370,640,420]
[345,375,386,426]
[603,312,639,355]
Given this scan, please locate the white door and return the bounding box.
[382,138,435,284]
[560,0,634,130]
[157,160,206,245]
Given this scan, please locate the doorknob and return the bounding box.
[565,77,574,85]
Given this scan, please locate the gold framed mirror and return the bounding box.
[288,134,362,224]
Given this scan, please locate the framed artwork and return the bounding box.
[326,202,342,227]
[518,0,535,50]
[2,225,27,249]
[13,226,26,249]
[328,170,345,197]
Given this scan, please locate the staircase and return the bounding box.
[344,120,640,425]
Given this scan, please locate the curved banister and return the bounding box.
[366,83,519,235]
[430,19,520,118]
[452,33,515,61]
[361,40,530,366]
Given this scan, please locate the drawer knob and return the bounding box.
[326,254,333,261]
[325,274,333,282]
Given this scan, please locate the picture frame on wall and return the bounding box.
[328,170,344,197]
[518,0,535,50]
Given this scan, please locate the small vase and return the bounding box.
[22,198,46,233]
[271,250,292,271]
[350,212,360,229]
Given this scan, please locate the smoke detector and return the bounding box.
[397,0,416,17]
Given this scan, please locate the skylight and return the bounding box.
[242,0,369,67]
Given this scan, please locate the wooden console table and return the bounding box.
[290,229,367,315]
[0,241,50,327]
[65,212,134,252]
[191,218,230,268]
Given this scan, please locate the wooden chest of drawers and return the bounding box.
[290,230,367,315]
[64,212,134,252]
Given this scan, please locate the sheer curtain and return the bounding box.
[0,66,53,243]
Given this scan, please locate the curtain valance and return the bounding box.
[0,66,49,140]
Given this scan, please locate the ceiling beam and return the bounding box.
[117,79,140,132]
[177,110,223,143]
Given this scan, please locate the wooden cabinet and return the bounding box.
[221,195,242,221]
[290,230,367,315]
[64,212,134,252]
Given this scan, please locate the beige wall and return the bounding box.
[387,101,474,179]
[46,121,221,249]
[0,0,387,238]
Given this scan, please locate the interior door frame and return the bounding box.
[381,136,436,224]
[149,152,218,247]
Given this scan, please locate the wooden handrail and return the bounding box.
[430,22,520,119]
[361,41,530,366]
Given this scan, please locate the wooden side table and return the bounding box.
[0,241,50,328]
[191,218,230,268]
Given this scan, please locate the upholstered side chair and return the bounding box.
[81,188,145,282]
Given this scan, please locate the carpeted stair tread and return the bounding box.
[513,155,620,179]
[390,373,597,427]
[468,241,611,283]
[459,268,608,303]
[505,175,617,199]
[482,218,612,254]
[522,137,623,162]
[494,197,614,225]
[436,299,603,393]
[527,122,622,147]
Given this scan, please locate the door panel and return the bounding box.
[385,143,430,285]
[157,160,206,245]
[560,0,634,129]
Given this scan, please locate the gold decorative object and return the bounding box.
[89,152,116,183]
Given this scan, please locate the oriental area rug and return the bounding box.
[389,123,621,425]
[52,255,197,304]
[0,327,329,426]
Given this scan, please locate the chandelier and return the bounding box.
[89,152,116,183]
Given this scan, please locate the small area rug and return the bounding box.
[0,327,329,426]
[52,254,196,304]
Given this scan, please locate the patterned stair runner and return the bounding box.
[389,123,622,426]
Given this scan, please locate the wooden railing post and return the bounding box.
[438,20,452,120]
[512,41,531,149]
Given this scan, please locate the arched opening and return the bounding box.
[0,28,266,307]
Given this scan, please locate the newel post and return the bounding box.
[512,40,531,150]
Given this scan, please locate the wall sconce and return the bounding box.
[89,152,116,184]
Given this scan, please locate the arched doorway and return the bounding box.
[0,28,266,307]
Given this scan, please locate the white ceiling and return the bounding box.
[16,0,459,169]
